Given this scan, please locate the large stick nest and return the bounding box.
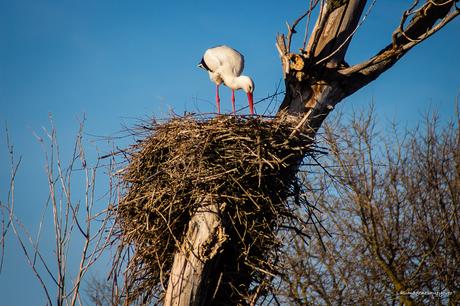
[114,114,318,304]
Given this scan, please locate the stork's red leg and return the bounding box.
[231,89,236,114]
[216,84,221,114]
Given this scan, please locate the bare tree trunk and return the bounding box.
[164,198,227,306]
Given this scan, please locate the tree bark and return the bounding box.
[278,0,367,132]
[164,198,227,306]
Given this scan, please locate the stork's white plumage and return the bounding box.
[198,45,255,115]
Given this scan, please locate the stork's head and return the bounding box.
[226,75,256,114]
[238,76,255,94]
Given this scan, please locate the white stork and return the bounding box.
[198,45,255,115]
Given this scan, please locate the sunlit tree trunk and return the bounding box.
[164,200,226,306]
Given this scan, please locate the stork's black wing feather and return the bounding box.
[198,57,212,72]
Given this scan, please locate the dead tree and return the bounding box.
[163,1,459,305]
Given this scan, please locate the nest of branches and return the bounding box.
[114,114,319,304]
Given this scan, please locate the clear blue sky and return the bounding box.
[0,1,459,305]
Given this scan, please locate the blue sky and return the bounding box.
[0,1,459,305]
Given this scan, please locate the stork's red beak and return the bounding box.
[247,92,254,115]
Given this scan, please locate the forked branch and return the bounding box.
[340,0,459,93]
[286,0,321,54]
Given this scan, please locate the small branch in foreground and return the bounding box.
[1,125,22,273]
[4,119,112,306]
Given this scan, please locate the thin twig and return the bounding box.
[287,0,320,53]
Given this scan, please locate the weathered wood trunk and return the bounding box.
[278,0,366,129]
[164,199,226,306]
[164,0,459,304]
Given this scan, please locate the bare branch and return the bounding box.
[340,1,459,94]
[1,125,22,273]
[277,1,320,79]
[285,0,321,53]
[276,34,290,78]
[392,0,421,47]
[4,118,112,306]
[302,0,319,50]
[8,207,54,305]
